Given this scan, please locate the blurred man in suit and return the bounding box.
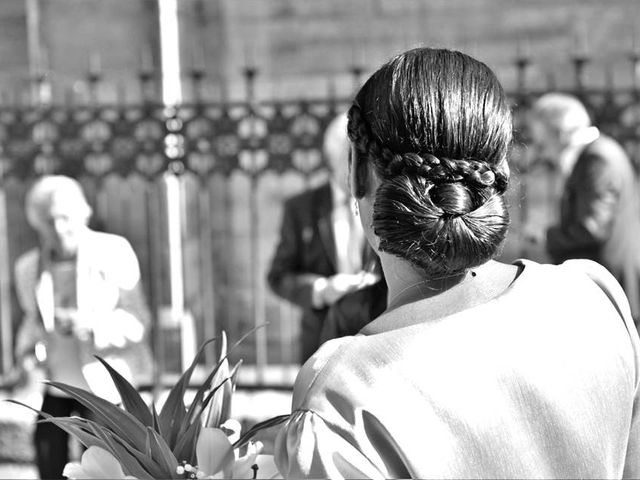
[319,269,387,346]
[268,113,379,363]
[528,93,640,324]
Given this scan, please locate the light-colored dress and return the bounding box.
[275,259,640,479]
[14,228,152,401]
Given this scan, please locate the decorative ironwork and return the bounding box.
[0,91,638,185]
[3,52,640,377]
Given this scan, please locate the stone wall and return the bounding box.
[179,0,640,101]
[8,0,640,101]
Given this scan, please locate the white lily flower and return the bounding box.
[63,446,137,479]
[252,454,282,479]
[196,427,236,478]
[220,418,242,444]
[195,426,281,479]
[231,440,264,479]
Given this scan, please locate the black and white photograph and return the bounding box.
[0,1,639,478]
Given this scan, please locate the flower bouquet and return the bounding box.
[9,330,288,479]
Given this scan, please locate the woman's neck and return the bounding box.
[380,254,520,313]
[381,254,463,308]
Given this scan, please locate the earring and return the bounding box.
[354,201,359,216]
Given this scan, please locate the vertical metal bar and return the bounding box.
[221,174,231,341]
[165,172,191,370]
[145,182,162,401]
[249,174,267,376]
[0,187,12,373]
[199,182,216,365]
[244,65,267,379]
[26,0,42,104]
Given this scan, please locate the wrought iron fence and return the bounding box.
[2,52,640,386]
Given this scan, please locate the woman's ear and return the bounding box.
[349,146,368,199]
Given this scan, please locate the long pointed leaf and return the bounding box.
[51,415,163,480]
[180,328,262,436]
[180,361,230,436]
[94,356,153,427]
[37,416,107,451]
[40,416,156,480]
[105,433,158,480]
[201,378,232,429]
[234,414,290,449]
[184,328,258,435]
[173,328,262,441]
[172,418,201,465]
[218,331,228,364]
[158,337,217,447]
[145,431,153,458]
[227,325,267,359]
[152,403,164,438]
[146,426,180,476]
[45,380,148,451]
[219,359,242,426]
[82,420,161,480]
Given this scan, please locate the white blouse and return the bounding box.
[275,260,640,479]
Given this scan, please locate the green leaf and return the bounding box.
[146,426,180,477]
[158,337,217,448]
[172,414,201,464]
[200,378,231,429]
[152,403,164,438]
[6,400,108,453]
[85,420,165,479]
[144,430,153,458]
[45,380,148,452]
[219,359,242,425]
[104,433,158,480]
[94,356,153,427]
[37,414,160,479]
[234,414,290,449]
[37,416,107,451]
[181,357,230,435]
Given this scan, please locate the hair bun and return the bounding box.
[428,183,473,217]
[347,48,512,275]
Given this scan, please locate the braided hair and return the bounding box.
[348,48,512,275]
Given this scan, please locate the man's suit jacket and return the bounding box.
[319,276,388,346]
[268,182,376,362]
[547,134,640,319]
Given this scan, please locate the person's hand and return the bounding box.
[321,272,380,306]
[0,354,42,390]
[54,308,93,341]
[91,309,143,350]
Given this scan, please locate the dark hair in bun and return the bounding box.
[348,47,512,275]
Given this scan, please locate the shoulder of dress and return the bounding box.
[560,258,618,284]
[85,229,128,244]
[292,336,361,405]
[82,230,133,254]
[558,259,635,319]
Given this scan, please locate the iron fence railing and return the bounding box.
[2,52,640,386]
